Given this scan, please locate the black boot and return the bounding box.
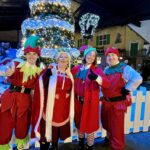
[78,138,85,150]
[101,137,109,147]
[85,144,94,150]
[50,142,58,150]
[40,142,50,150]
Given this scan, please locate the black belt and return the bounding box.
[75,94,84,104]
[9,84,31,94]
[103,95,126,102]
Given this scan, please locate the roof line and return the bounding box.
[127,25,149,44]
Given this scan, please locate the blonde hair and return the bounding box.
[56,51,71,69]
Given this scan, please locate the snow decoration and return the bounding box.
[16,47,80,59]
[21,18,74,35]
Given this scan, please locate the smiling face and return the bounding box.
[106,53,119,66]
[57,52,70,69]
[25,52,39,65]
[85,51,96,65]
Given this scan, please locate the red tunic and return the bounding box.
[72,64,110,133]
[102,67,132,150]
[31,70,73,139]
[0,61,42,145]
[51,75,72,124]
[0,61,40,116]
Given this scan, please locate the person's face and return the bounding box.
[106,53,119,66]
[57,53,69,68]
[25,52,39,65]
[85,51,96,65]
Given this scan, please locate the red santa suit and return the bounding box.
[72,64,110,133]
[0,61,41,147]
[31,64,74,142]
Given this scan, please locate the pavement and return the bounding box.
[24,131,150,150]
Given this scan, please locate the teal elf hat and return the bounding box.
[24,35,41,56]
[83,46,96,57]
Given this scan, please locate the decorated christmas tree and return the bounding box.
[17,0,79,65]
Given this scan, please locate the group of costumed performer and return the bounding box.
[71,45,110,150]
[0,35,42,150]
[101,47,143,150]
[31,51,74,150]
[0,41,142,150]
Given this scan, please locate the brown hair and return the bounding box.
[82,53,98,67]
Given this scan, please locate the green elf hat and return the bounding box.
[83,46,97,57]
[24,35,41,56]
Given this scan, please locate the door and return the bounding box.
[130,42,138,57]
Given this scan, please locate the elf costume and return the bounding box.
[0,35,42,150]
[71,46,110,150]
[101,47,142,150]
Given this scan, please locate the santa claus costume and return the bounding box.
[31,52,74,150]
[0,36,42,150]
[101,47,142,150]
[71,46,110,150]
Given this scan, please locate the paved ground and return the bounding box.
[25,131,150,150]
[124,131,150,150]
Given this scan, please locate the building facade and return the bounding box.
[75,25,149,70]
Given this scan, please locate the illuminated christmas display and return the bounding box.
[17,0,79,64]
[79,13,100,39]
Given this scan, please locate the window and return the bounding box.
[78,39,88,47]
[115,33,122,43]
[96,34,110,46]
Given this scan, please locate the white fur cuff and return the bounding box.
[96,76,102,85]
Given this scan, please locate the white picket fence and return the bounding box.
[85,88,150,139]
[10,88,150,149]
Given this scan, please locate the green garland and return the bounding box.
[40,57,56,66]
[33,14,74,24]
[25,27,75,48]
[40,57,78,67]
[26,27,73,38]
[31,3,71,21]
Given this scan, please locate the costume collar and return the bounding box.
[109,60,120,67]
[80,64,91,71]
[16,61,37,68]
[105,62,127,75]
[18,61,41,83]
